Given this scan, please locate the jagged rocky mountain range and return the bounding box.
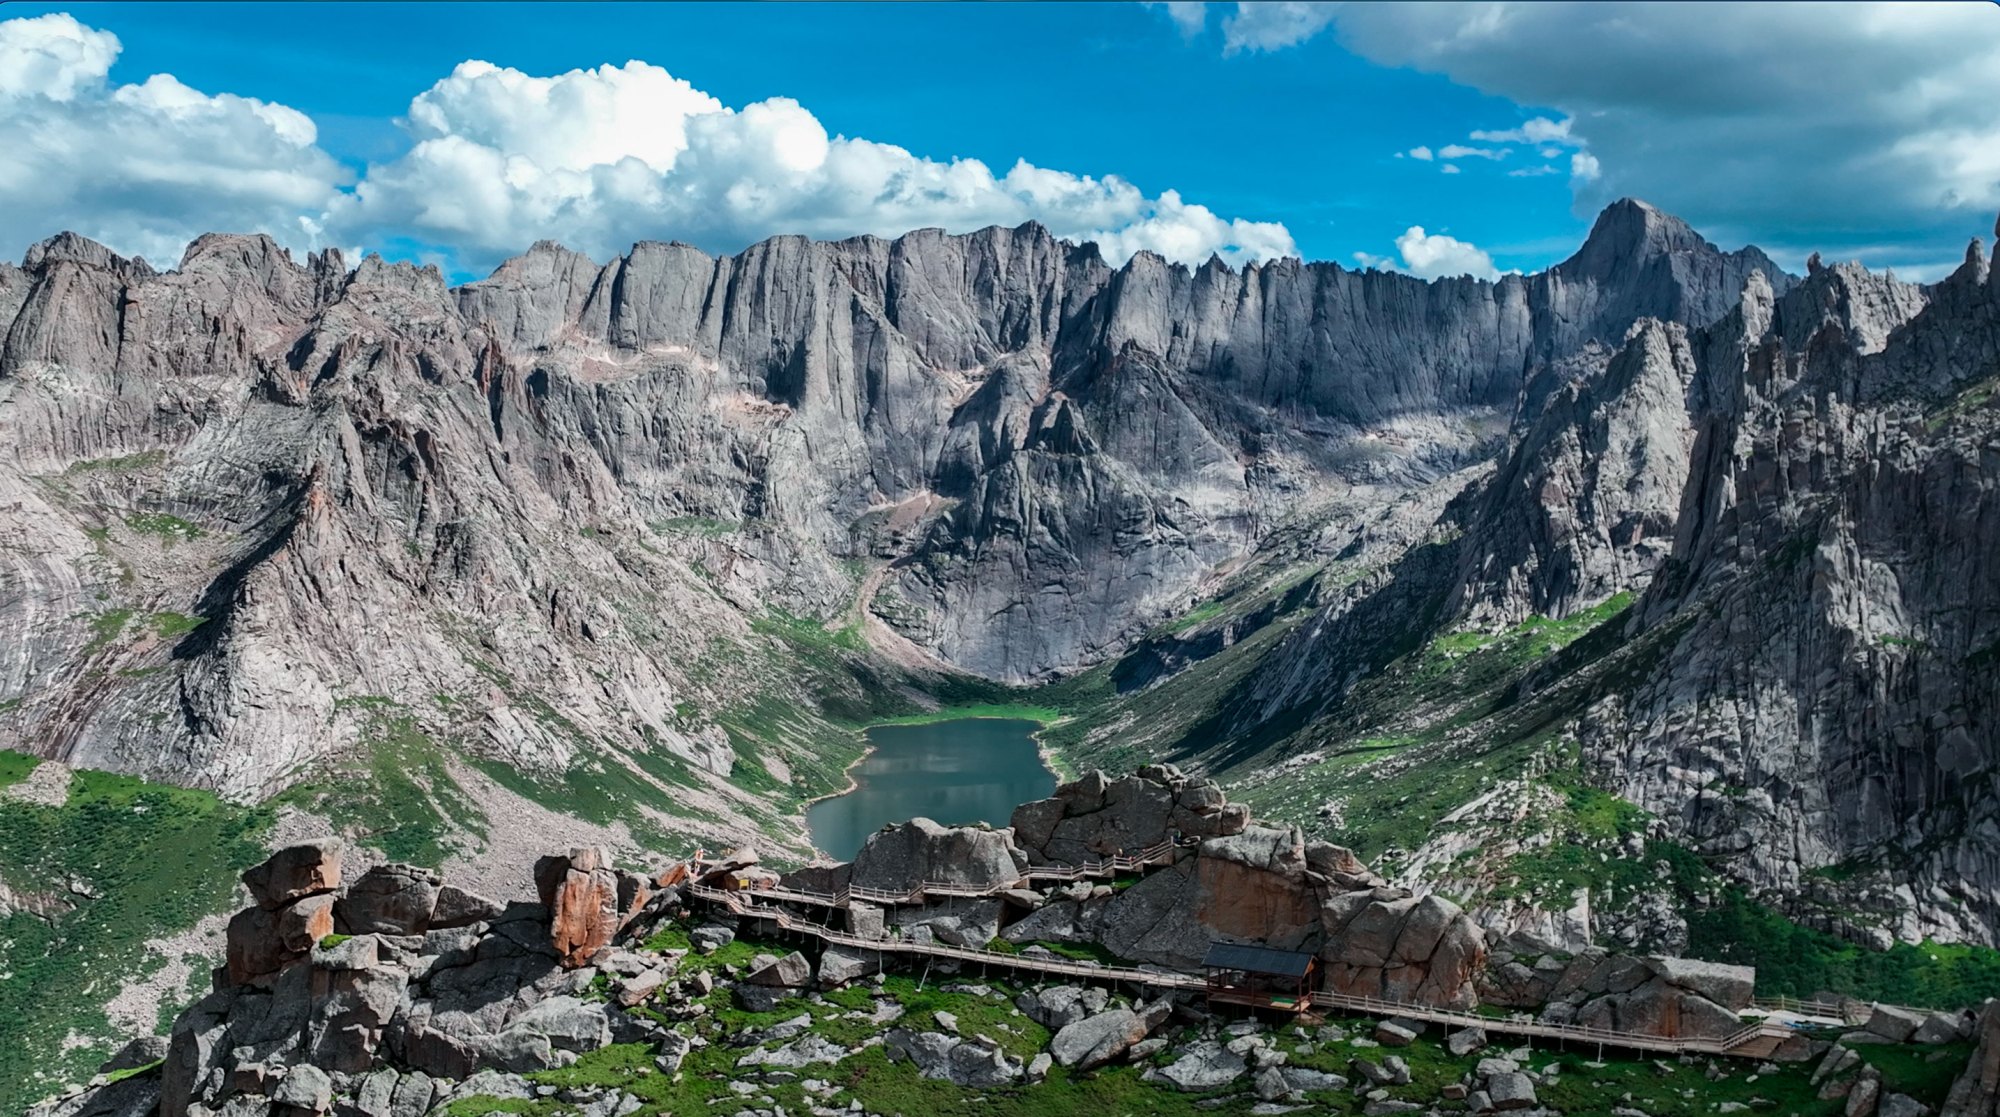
[1,198,1995,952]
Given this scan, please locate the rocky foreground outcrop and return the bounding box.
[33,767,1994,1117]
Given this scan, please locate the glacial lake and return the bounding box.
[806,717,1056,862]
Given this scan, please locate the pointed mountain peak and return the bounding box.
[1562,198,1713,277]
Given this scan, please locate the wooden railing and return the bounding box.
[1752,995,1863,1023]
[1305,989,1790,1057]
[689,880,1798,1059]
[740,838,1183,910]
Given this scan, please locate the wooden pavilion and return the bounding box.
[1201,941,1318,1012]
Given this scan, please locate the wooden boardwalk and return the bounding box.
[689,882,1800,1059]
[730,839,1183,911]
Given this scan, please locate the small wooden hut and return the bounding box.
[1201,941,1318,1012]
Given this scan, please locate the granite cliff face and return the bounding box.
[0,198,1781,804]
[1155,224,1999,954]
[13,197,1998,954]
[10,199,2000,1107]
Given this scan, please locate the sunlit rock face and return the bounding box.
[0,199,1786,804]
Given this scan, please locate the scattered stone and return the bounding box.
[1486,1070,1539,1110]
[613,969,666,1007]
[688,925,736,954]
[738,1036,852,1070]
[1252,1065,1292,1102]
[1350,1057,1398,1087]
[1447,1026,1489,1057]
[745,951,812,988]
[1150,1041,1249,1091]
[735,983,806,1013]
[1374,1020,1417,1047]
[1866,1004,1928,1044]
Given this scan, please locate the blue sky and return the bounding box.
[2,2,1996,283]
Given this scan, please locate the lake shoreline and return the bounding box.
[802,715,1059,861]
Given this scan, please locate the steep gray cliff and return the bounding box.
[1583,248,2000,946]
[0,198,1781,813]
[1171,226,1997,951]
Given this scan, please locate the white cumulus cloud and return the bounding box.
[0,12,347,266]
[1353,225,1499,281]
[1470,116,1575,146]
[323,58,1296,272]
[1221,2,1339,53]
[1437,144,1508,161]
[0,15,1297,276]
[1152,1,1210,38]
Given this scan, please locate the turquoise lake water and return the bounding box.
[805,717,1056,861]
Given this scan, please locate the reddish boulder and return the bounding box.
[1193,826,1318,951]
[277,893,336,954]
[240,839,343,911]
[1321,887,1485,1009]
[225,894,332,986]
[539,846,624,968]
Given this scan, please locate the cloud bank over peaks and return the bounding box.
[1176,0,2000,267]
[1353,225,1501,281]
[322,57,1298,273]
[0,14,1298,277]
[0,12,348,267]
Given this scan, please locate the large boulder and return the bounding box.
[1050,1007,1152,1071]
[1321,887,1486,1009]
[818,945,887,988]
[1014,985,1109,1030]
[745,951,813,988]
[1015,766,1252,864]
[884,1029,1022,1087]
[1646,956,1755,1011]
[305,937,406,1072]
[1943,1000,2000,1117]
[892,898,1003,947]
[335,864,441,936]
[848,818,1029,894]
[430,884,506,929]
[1192,826,1319,951]
[535,847,624,968]
[1866,1003,1929,1043]
[241,839,343,910]
[1149,1040,1249,1091]
[1574,975,1742,1040]
[225,893,334,987]
[1095,862,1211,967]
[1305,840,1386,891]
